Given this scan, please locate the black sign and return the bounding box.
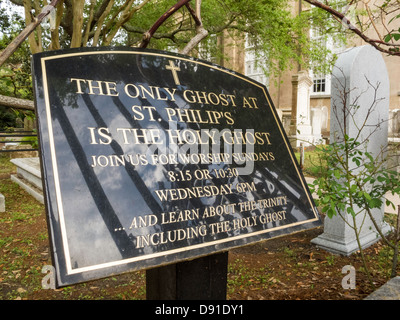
[32,47,321,287]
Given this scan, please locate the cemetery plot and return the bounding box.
[32,47,321,287]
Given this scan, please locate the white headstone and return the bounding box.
[291,71,323,146]
[311,45,392,255]
[311,107,324,144]
[389,109,400,137]
[320,106,329,133]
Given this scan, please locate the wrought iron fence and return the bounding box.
[0,130,38,153]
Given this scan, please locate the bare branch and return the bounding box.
[92,0,114,46]
[302,0,400,56]
[180,0,208,55]
[0,95,34,111]
[103,0,151,46]
[139,0,192,48]
[365,2,383,42]
[0,0,62,67]
[185,1,201,26]
[49,0,64,50]
[82,0,96,47]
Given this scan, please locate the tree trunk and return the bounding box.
[70,0,84,47]
[0,95,34,111]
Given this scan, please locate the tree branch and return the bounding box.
[139,0,192,48]
[180,0,208,55]
[0,0,61,67]
[103,0,151,46]
[49,0,64,50]
[70,0,85,48]
[91,0,113,28]
[92,0,114,46]
[82,0,96,47]
[0,94,34,111]
[123,24,193,45]
[302,0,400,56]
[9,0,24,6]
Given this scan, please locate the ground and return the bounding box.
[0,175,396,301]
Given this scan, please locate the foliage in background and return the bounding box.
[0,106,17,130]
[303,0,400,57]
[0,8,32,100]
[0,6,33,128]
[3,0,347,77]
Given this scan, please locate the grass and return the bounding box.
[294,146,327,178]
[227,258,272,295]
[0,154,16,176]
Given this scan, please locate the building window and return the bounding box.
[198,35,218,64]
[310,72,330,96]
[245,58,268,85]
[244,36,268,87]
[313,76,326,93]
[310,26,331,96]
[309,24,346,97]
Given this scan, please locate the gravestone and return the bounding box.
[311,107,323,142]
[311,45,391,255]
[10,157,44,204]
[32,47,321,293]
[290,70,322,146]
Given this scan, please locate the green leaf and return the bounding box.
[384,33,393,42]
[377,176,387,182]
[327,207,336,218]
[365,152,374,162]
[368,198,382,208]
[386,200,396,210]
[347,207,355,216]
[363,192,372,201]
[389,13,400,24]
[322,195,331,204]
[385,33,400,42]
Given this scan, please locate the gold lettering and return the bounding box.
[154,184,234,201]
[183,90,196,103]
[87,80,104,95]
[124,84,140,98]
[182,90,237,107]
[164,88,177,101]
[71,78,86,94]
[161,209,200,224]
[242,96,259,108]
[104,81,119,96]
